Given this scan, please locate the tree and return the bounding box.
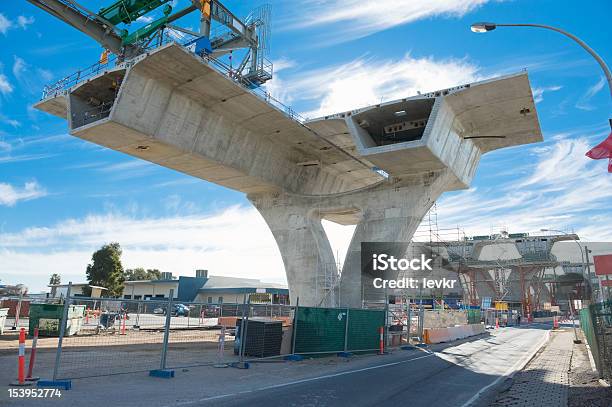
[85,242,125,297]
[146,269,162,280]
[49,273,61,297]
[124,268,162,281]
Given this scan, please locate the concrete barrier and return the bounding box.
[424,324,485,344]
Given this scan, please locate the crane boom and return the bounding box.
[26,0,128,55]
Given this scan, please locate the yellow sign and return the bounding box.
[494,302,508,311]
[249,293,272,304]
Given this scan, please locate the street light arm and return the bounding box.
[495,23,612,99]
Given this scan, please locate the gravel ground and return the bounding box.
[568,332,612,407]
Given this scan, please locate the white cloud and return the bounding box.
[283,0,497,43]
[0,181,47,206]
[2,118,21,128]
[433,132,612,240]
[575,77,605,111]
[0,73,12,95]
[12,56,25,78]
[273,58,297,72]
[0,205,360,291]
[0,153,56,164]
[16,15,34,29]
[0,13,12,35]
[0,14,35,34]
[0,207,282,290]
[532,85,562,103]
[278,54,480,118]
[136,15,154,23]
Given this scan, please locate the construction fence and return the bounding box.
[14,287,397,381]
[3,290,498,383]
[580,300,612,381]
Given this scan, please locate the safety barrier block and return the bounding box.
[37,380,71,390]
[424,324,486,344]
[149,369,175,378]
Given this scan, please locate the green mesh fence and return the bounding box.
[346,309,385,351]
[580,301,612,380]
[294,306,385,354]
[294,307,347,353]
[467,309,482,325]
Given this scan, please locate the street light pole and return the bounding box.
[471,22,612,128]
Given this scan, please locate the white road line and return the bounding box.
[459,329,551,407]
[169,353,435,406]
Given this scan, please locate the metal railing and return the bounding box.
[40,32,307,123]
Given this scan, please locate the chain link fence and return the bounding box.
[580,300,612,381]
[41,289,393,380]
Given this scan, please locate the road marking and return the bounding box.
[459,329,551,407]
[169,353,436,406]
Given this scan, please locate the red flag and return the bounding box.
[585,131,612,173]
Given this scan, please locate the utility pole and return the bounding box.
[584,246,599,303]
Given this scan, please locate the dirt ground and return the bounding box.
[0,326,227,352]
[568,332,612,407]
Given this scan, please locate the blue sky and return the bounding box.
[0,0,611,292]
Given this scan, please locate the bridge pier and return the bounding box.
[249,169,456,308]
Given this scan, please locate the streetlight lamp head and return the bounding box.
[471,22,497,33]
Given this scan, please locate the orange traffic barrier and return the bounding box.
[10,328,31,387]
[26,328,39,381]
[120,312,127,335]
[553,316,559,330]
[495,318,499,329]
[378,326,384,354]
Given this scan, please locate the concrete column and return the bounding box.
[340,170,456,307]
[249,194,337,307]
[250,169,456,308]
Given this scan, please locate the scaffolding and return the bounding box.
[394,205,587,315]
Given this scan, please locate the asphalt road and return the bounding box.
[194,326,551,407]
[0,325,551,407]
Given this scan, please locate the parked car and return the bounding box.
[155,304,190,317]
